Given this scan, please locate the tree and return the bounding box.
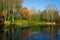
[45,4,59,22]
[30,6,37,14]
[39,10,47,21]
[21,7,31,20]
[30,7,41,21]
[0,0,23,22]
[0,9,5,40]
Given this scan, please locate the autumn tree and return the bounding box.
[21,7,31,20]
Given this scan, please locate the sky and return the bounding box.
[22,0,60,11]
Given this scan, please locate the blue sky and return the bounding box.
[22,0,60,11]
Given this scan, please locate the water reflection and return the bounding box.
[56,29,60,40]
[5,25,60,40]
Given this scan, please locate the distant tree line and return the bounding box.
[30,4,60,22]
[0,0,60,22]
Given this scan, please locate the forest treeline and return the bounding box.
[0,0,60,24]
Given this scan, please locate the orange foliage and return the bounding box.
[21,7,31,20]
[0,9,5,22]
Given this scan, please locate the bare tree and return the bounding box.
[30,6,37,14]
[46,4,58,22]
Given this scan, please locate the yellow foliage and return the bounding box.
[4,21,10,26]
[15,20,28,26]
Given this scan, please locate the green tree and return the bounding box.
[0,0,23,22]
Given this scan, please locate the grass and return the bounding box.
[5,20,56,27]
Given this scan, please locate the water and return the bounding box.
[4,25,60,40]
